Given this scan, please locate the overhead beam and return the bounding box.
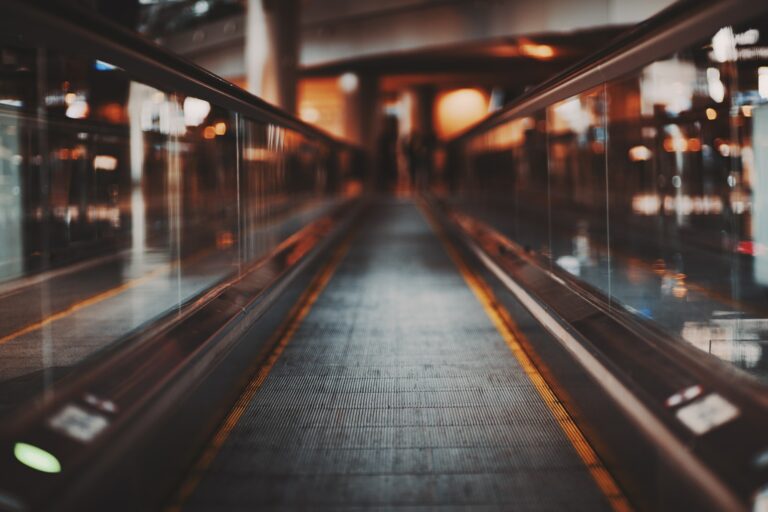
[300,0,674,67]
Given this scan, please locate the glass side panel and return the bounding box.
[453,14,768,384]
[450,110,551,260]
[547,87,610,290]
[604,18,768,380]
[0,38,351,417]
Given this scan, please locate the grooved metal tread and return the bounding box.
[181,200,612,511]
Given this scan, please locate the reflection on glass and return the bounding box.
[457,112,549,256]
[451,16,768,383]
[0,40,353,417]
[547,88,609,293]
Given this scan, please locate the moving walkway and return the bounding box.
[0,1,767,511]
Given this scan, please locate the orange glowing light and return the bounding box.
[300,106,320,123]
[216,231,235,249]
[435,88,489,139]
[632,194,661,215]
[663,137,701,152]
[203,126,216,139]
[344,180,363,197]
[243,147,272,162]
[521,43,555,60]
[488,44,521,58]
[628,145,652,161]
[99,103,126,124]
[214,122,227,135]
[65,100,89,119]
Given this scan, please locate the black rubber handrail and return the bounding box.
[449,0,768,143]
[5,0,354,149]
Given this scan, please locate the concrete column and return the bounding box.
[246,0,299,113]
[358,74,378,150]
[341,72,378,148]
[414,85,436,138]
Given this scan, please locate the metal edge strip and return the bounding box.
[0,201,364,511]
[460,227,746,512]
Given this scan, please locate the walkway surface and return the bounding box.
[181,199,614,511]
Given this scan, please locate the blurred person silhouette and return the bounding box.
[376,115,399,192]
[403,130,435,192]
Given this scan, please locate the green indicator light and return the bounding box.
[13,442,61,474]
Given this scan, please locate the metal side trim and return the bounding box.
[464,233,745,512]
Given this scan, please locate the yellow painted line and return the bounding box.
[0,242,224,348]
[0,263,171,347]
[0,203,327,348]
[165,235,353,512]
[419,201,633,512]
